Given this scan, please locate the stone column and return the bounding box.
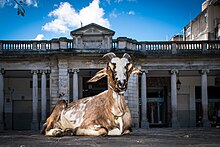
[75,37,78,48]
[40,71,47,128]
[141,70,149,128]
[201,69,211,127]
[58,60,69,100]
[67,71,70,102]
[189,85,196,127]
[107,36,110,49]
[73,69,79,101]
[170,69,180,128]
[31,70,39,130]
[0,69,4,130]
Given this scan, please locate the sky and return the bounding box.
[0,0,205,41]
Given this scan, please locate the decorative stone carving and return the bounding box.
[70,23,115,49]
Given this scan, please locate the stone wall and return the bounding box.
[50,59,59,110]
[125,74,140,128]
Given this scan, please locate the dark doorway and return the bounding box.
[12,100,32,130]
[82,77,107,97]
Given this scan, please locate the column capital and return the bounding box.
[73,68,79,73]
[200,69,209,75]
[31,70,39,74]
[39,69,51,74]
[141,69,148,74]
[170,69,178,74]
[68,68,79,73]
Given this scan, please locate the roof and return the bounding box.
[70,23,115,37]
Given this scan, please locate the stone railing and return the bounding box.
[112,38,220,54]
[0,40,51,50]
[0,38,73,51]
[0,37,220,55]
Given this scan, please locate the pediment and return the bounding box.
[70,23,115,37]
[83,27,102,34]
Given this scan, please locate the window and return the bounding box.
[186,27,191,37]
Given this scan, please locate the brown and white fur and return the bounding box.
[41,52,141,136]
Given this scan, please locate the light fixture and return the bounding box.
[176,72,181,91]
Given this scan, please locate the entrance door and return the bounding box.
[147,88,165,126]
[177,94,190,127]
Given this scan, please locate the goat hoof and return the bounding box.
[53,130,64,137]
[64,128,75,136]
[99,127,108,136]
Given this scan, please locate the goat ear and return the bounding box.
[131,67,142,74]
[87,68,108,83]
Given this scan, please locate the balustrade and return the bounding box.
[0,38,220,55]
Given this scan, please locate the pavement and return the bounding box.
[0,128,220,147]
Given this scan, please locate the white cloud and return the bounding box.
[110,9,135,18]
[128,11,135,15]
[26,0,38,7]
[42,0,110,34]
[54,4,58,7]
[109,8,118,18]
[106,0,111,4]
[34,34,44,40]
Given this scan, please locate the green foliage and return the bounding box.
[14,0,26,16]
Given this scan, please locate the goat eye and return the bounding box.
[109,63,115,71]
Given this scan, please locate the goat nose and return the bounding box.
[117,80,126,88]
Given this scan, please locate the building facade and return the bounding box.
[183,0,220,41]
[0,23,220,130]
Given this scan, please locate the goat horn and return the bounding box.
[103,52,116,61]
[122,53,131,61]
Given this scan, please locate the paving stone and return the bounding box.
[0,128,220,147]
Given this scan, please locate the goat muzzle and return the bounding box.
[116,80,127,95]
[117,80,126,89]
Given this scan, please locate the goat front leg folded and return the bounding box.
[75,125,108,136]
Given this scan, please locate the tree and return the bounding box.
[14,0,26,16]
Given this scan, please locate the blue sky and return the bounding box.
[0,0,205,41]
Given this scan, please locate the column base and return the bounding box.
[172,119,180,128]
[141,120,149,129]
[31,121,39,130]
[202,119,211,127]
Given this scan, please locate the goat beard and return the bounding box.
[119,91,125,95]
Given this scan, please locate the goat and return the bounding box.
[41,52,141,136]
